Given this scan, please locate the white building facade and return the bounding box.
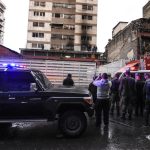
[26,0,97,51]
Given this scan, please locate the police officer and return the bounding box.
[110,73,120,116]
[119,69,136,120]
[135,73,145,117]
[63,73,74,86]
[143,73,150,126]
[93,73,112,131]
[88,75,97,104]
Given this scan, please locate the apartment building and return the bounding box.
[143,0,150,18]
[0,0,5,44]
[26,0,97,51]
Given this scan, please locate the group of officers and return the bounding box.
[62,70,150,131]
[89,69,150,131]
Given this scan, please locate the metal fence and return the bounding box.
[0,59,96,86]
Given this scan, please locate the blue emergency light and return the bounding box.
[2,63,26,69]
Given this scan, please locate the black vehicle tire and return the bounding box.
[58,111,87,138]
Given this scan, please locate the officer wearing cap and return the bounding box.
[119,69,136,120]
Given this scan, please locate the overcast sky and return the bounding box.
[3,0,149,53]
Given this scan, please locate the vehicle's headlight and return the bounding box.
[83,96,93,104]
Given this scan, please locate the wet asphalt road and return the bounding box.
[0,116,150,150]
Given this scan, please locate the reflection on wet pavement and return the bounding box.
[0,116,149,150]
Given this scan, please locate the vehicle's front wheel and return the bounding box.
[59,111,87,138]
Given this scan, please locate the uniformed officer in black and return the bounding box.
[88,75,97,104]
[135,73,145,117]
[63,73,74,86]
[119,69,136,120]
[110,73,120,116]
[143,73,150,126]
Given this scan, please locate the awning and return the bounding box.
[117,60,140,73]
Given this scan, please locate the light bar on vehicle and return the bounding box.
[2,63,26,69]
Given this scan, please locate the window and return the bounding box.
[32,32,44,38]
[40,12,45,16]
[34,11,39,16]
[34,1,45,7]
[6,72,36,91]
[32,43,44,49]
[53,3,63,8]
[82,15,86,20]
[55,13,61,18]
[33,22,38,27]
[33,22,44,27]
[51,44,62,50]
[82,5,93,10]
[34,1,39,6]
[81,35,92,41]
[32,43,37,48]
[32,33,38,37]
[52,13,63,18]
[38,44,44,48]
[82,25,92,30]
[51,34,62,40]
[32,70,52,89]
[82,15,93,20]
[51,24,63,29]
[63,45,74,50]
[64,25,75,30]
[39,33,44,38]
[63,35,74,40]
[34,11,45,16]
[82,5,87,10]
[64,4,75,9]
[64,14,74,19]
[39,22,44,27]
[88,16,92,20]
[40,2,45,7]
[53,3,75,9]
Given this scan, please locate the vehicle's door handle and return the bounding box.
[30,98,41,101]
[21,101,27,104]
[9,97,15,100]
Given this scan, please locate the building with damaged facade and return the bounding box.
[106,1,150,63]
[105,18,150,63]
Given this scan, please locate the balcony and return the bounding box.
[51,39,74,45]
[52,7,75,14]
[52,18,75,24]
[51,28,74,35]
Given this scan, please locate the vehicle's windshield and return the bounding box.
[32,70,53,89]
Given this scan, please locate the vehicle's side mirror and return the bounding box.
[30,83,38,92]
